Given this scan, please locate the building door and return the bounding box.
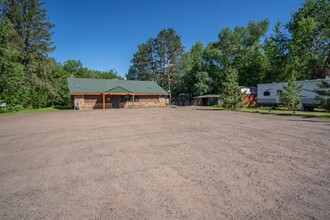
[112,96,120,108]
[202,98,208,106]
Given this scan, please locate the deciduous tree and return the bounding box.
[287,0,330,79]
[264,22,289,83]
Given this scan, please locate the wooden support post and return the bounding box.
[132,94,135,108]
[102,93,105,110]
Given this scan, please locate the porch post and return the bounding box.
[132,94,135,108]
[102,93,105,110]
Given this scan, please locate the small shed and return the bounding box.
[193,94,222,106]
[173,93,191,106]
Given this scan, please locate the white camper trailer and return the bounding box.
[257,78,330,110]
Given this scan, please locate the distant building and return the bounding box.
[173,93,191,106]
[67,78,168,110]
[193,94,222,106]
[192,87,257,107]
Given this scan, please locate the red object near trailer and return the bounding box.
[241,87,257,107]
[243,94,257,107]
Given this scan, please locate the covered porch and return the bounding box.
[101,92,136,109]
[101,86,136,109]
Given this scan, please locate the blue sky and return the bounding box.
[46,0,305,77]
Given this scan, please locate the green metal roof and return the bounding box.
[67,77,168,95]
[105,86,132,93]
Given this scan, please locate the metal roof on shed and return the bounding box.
[67,77,168,95]
[193,94,220,98]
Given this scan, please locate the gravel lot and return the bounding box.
[0,107,329,219]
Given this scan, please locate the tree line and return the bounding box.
[0,0,121,111]
[0,0,329,112]
[127,0,329,110]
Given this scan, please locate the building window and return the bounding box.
[134,96,139,102]
[263,91,270,96]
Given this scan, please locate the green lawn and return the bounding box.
[213,106,330,119]
[0,107,71,116]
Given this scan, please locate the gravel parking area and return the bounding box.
[0,107,329,219]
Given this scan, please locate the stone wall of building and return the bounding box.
[73,95,85,110]
[124,95,167,108]
[73,94,167,110]
[84,95,103,109]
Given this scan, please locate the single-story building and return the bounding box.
[67,77,168,110]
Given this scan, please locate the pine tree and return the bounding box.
[221,68,242,110]
[314,80,330,111]
[2,0,56,108]
[129,28,184,95]
[2,0,55,63]
[279,74,303,113]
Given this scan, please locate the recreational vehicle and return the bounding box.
[257,78,330,111]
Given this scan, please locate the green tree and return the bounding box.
[287,0,330,79]
[99,70,121,79]
[193,72,212,96]
[129,28,184,95]
[264,22,289,83]
[181,42,211,96]
[203,43,223,94]
[279,74,303,113]
[314,80,330,111]
[203,27,244,94]
[204,20,269,91]
[130,39,155,80]
[237,20,269,86]
[2,0,56,108]
[0,18,26,111]
[126,65,139,80]
[62,59,121,80]
[29,58,62,108]
[2,0,55,63]
[153,28,184,91]
[63,59,85,77]
[221,68,242,110]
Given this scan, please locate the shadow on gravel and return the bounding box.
[253,112,330,120]
[54,106,72,110]
[193,108,222,111]
[193,108,330,120]
[288,119,330,124]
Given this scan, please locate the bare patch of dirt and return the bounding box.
[0,107,329,219]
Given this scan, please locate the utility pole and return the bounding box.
[168,63,175,107]
[168,67,171,106]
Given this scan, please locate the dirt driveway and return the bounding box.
[0,107,329,219]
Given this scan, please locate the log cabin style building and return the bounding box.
[67,77,168,110]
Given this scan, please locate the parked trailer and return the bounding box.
[257,78,330,111]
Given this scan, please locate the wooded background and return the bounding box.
[0,0,329,111]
